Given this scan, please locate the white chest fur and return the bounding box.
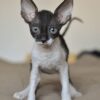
[32,38,67,73]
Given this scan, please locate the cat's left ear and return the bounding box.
[54,0,73,25]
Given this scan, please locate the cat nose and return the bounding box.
[41,37,47,43]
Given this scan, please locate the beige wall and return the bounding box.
[0,0,100,62]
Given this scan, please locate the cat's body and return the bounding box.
[32,36,67,74]
[13,0,82,100]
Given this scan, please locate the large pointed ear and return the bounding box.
[54,0,73,25]
[21,0,38,23]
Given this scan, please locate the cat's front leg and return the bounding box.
[28,63,40,100]
[59,62,71,100]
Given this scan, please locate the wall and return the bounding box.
[0,0,100,62]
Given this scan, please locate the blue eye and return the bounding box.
[32,27,40,33]
[48,27,57,34]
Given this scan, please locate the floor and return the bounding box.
[0,55,100,100]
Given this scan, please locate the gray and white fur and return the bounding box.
[13,0,82,100]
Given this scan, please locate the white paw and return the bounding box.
[73,91,82,97]
[70,84,82,98]
[62,96,71,100]
[13,92,25,100]
[27,95,35,100]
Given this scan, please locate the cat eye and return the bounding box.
[32,27,40,33]
[48,27,57,34]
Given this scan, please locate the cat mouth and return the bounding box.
[36,38,54,47]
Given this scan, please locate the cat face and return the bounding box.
[29,10,62,46]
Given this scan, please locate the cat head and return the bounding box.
[21,0,73,46]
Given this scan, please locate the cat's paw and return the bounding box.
[72,91,82,97]
[13,92,26,100]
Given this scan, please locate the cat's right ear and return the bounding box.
[21,0,38,23]
[54,0,73,25]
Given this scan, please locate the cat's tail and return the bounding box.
[62,17,83,37]
[77,50,100,59]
